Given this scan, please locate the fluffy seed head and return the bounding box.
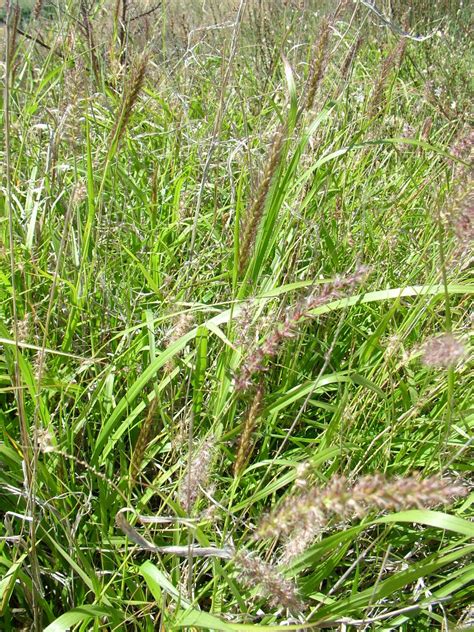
[234,550,304,612]
[178,436,215,513]
[239,125,286,275]
[304,17,331,111]
[257,473,468,560]
[17,314,30,344]
[164,312,194,372]
[422,334,466,368]
[234,384,265,476]
[35,427,55,454]
[235,268,368,391]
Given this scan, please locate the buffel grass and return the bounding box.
[0,0,473,630]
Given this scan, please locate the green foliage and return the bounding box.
[0,1,472,630]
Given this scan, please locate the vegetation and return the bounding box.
[1,1,473,630]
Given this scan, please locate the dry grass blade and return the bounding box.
[115,511,233,558]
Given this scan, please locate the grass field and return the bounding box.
[1,1,473,630]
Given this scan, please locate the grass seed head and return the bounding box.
[164,312,194,372]
[235,268,368,391]
[422,334,466,368]
[234,550,304,613]
[350,474,468,512]
[178,435,215,513]
[6,3,20,72]
[33,0,45,19]
[111,51,148,144]
[341,34,364,79]
[421,116,433,142]
[257,472,467,557]
[304,17,331,111]
[369,39,406,118]
[130,397,158,484]
[455,191,474,244]
[239,125,286,275]
[451,128,474,163]
[35,427,55,454]
[166,313,195,346]
[233,384,265,476]
[17,314,30,344]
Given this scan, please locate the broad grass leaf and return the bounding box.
[43,605,122,632]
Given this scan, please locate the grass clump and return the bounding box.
[1,0,473,630]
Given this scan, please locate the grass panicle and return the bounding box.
[111,51,149,145]
[130,397,158,484]
[7,2,20,73]
[420,115,433,142]
[239,124,286,275]
[304,16,331,111]
[451,128,474,163]
[178,435,215,513]
[235,268,368,391]
[369,39,406,118]
[341,33,364,79]
[455,191,473,245]
[257,473,468,545]
[233,384,265,476]
[234,550,304,613]
[33,0,44,20]
[422,334,467,368]
[164,312,194,372]
[78,1,101,84]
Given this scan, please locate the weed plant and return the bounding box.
[0,0,473,630]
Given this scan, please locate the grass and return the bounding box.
[0,0,473,630]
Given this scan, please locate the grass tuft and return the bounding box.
[1,1,473,630]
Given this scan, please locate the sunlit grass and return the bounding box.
[0,1,473,630]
